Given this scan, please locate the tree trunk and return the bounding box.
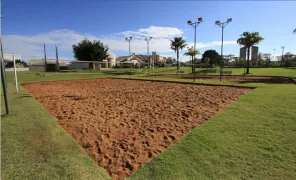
[177,50,179,70]
[246,47,250,74]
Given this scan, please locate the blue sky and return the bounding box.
[2,0,296,61]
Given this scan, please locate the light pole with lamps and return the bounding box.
[145,37,153,75]
[125,36,132,78]
[215,18,232,81]
[187,17,203,82]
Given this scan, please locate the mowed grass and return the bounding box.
[2,68,296,180]
[77,67,296,77]
[1,72,110,180]
[130,84,296,179]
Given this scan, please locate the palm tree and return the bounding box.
[184,46,200,73]
[237,32,264,74]
[170,37,187,70]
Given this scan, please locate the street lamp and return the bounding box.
[215,18,232,81]
[125,36,132,78]
[145,37,153,75]
[187,17,203,82]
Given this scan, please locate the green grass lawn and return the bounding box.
[2,68,296,180]
[76,67,296,77]
[1,73,110,180]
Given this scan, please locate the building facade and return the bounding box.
[116,51,166,67]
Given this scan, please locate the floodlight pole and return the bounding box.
[188,17,203,82]
[215,18,232,81]
[145,37,153,76]
[125,37,132,79]
[55,44,59,72]
[44,43,47,72]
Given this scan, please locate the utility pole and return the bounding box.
[44,43,47,72]
[0,8,10,114]
[145,37,153,76]
[55,44,59,72]
[187,17,203,82]
[215,18,232,81]
[125,37,132,79]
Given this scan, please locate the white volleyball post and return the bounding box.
[13,55,18,93]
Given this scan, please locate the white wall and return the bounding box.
[5,68,29,71]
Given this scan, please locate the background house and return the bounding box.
[29,59,65,71]
[116,51,166,67]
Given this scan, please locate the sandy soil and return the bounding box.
[160,75,295,84]
[23,79,250,179]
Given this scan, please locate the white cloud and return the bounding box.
[120,26,183,38]
[187,41,237,49]
[2,26,237,61]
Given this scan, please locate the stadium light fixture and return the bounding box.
[215,18,232,81]
[125,37,133,79]
[144,37,153,76]
[187,17,203,82]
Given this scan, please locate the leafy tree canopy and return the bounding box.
[170,37,187,70]
[166,57,177,64]
[237,32,264,48]
[72,39,109,61]
[4,59,28,68]
[184,47,200,57]
[237,32,264,74]
[201,50,220,65]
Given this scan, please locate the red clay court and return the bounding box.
[23,78,250,179]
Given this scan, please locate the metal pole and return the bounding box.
[55,44,59,72]
[220,25,224,82]
[147,41,150,76]
[44,43,47,72]
[0,7,9,114]
[13,55,18,93]
[0,37,7,88]
[193,24,196,82]
[0,40,9,114]
[129,41,131,79]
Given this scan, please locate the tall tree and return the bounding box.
[255,53,264,67]
[72,39,109,69]
[184,47,200,73]
[283,52,295,68]
[170,37,187,70]
[166,57,177,64]
[237,32,264,74]
[201,50,220,65]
